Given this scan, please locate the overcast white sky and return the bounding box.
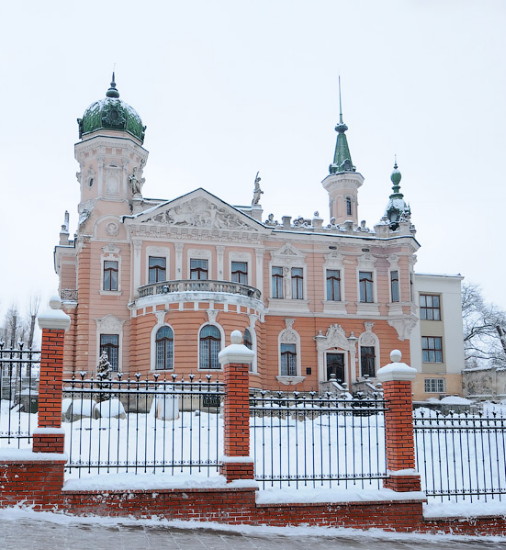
[1,0,505,324]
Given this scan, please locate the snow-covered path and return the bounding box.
[1,509,505,550]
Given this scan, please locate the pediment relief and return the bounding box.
[271,243,305,259]
[138,196,257,232]
[315,324,350,352]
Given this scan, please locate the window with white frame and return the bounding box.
[360,346,376,377]
[291,267,304,299]
[346,196,352,216]
[99,334,119,372]
[390,270,400,303]
[199,325,221,369]
[103,260,119,291]
[155,326,174,371]
[280,343,297,376]
[359,271,374,303]
[424,378,445,393]
[190,258,209,280]
[148,256,166,283]
[231,261,248,285]
[271,266,284,298]
[326,269,341,301]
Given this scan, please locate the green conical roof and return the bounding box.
[77,74,146,144]
[328,80,355,175]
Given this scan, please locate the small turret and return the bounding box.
[384,160,411,230]
[322,78,364,225]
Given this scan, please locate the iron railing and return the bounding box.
[62,373,225,478]
[250,390,387,489]
[0,344,40,447]
[414,408,506,503]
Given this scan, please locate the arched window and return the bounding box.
[199,325,221,369]
[155,326,174,371]
[346,197,352,216]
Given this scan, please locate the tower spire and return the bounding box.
[106,72,120,98]
[329,77,355,174]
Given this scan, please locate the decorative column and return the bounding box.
[377,350,421,492]
[218,330,255,482]
[33,297,71,454]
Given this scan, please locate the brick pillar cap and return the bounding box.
[38,295,71,331]
[219,330,255,365]
[377,350,417,382]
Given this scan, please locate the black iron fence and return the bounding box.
[62,373,225,478]
[250,389,387,489]
[0,344,40,447]
[414,408,506,503]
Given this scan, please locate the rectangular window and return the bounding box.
[190,258,209,280]
[280,343,297,376]
[424,378,445,393]
[272,266,284,299]
[326,269,341,301]
[390,271,400,303]
[148,256,166,284]
[231,261,248,285]
[103,260,118,291]
[99,334,119,372]
[420,294,441,320]
[422,336,443,363]
[359,271,374,303]
[291,267,304,299]
[360,346,376,378]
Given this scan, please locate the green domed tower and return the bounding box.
[77,74,146,143]
[74,75,150,226]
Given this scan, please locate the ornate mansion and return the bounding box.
[55,76,465,400]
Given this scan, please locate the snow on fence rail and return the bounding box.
[250,389,387,489]
[414,407,506,503]
[0,344,40,447]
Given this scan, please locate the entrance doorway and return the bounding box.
[326,352,345,383]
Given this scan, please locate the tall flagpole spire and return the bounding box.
[329,76,355,174]
[339,75,343,125]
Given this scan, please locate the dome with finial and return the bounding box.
[77,74,146,144]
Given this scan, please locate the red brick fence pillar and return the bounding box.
[33,296,71,454]
[218,330,255,483]
[377,350,421,492]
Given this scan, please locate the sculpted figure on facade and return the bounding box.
[251,171,263,205]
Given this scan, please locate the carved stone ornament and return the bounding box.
[280,320,297,344]
[207,309,218,324]
[315,324,349,352]
[143,197,253,230]
[360,322,378,347]
[106,222,119,236]
[96,314,124,332]
[388,315,417,341]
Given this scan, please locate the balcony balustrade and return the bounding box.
[137,279,262,301]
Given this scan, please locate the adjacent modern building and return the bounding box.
[55,76,465,400]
